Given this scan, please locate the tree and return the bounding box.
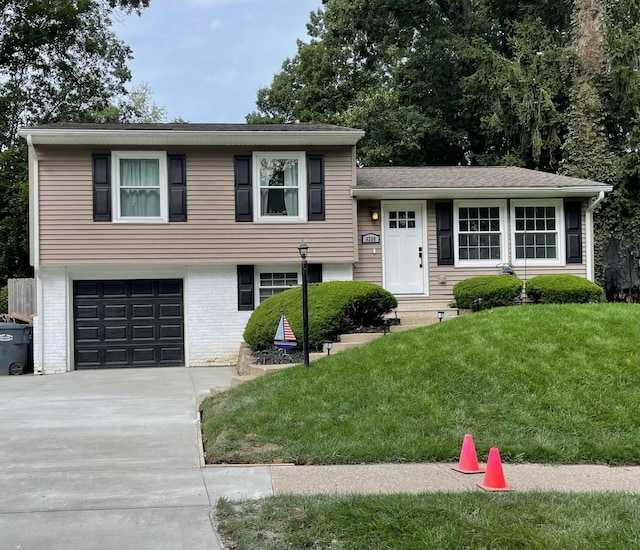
[0,0,151,281]
[250,0,639,298]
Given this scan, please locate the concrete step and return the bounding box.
[250,364,294,377]
[394,300,454,313]
[337,332,384,344]
[230,375,258,387]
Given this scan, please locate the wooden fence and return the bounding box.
[8,278,36,318]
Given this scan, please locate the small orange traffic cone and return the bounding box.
[476,447,513,491]
[452,434,485,474]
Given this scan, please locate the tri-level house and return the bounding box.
[19,123,611,374]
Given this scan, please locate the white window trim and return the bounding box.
[112,151,168,223]
[510,199,565,267]
[454,200,508,267]
[255,265,301,306]
[252,151,307,223]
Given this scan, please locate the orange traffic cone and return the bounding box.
[452,434,485,474]
[476,447,513,491]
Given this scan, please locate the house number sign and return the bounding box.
[362,233,380,244]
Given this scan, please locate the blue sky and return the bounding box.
[113,0,322,123]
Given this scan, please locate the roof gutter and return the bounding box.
[351,186,613,199]
[17,128,365,147]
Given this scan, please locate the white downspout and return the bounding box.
[585,191,605,282]
[27,135,43,374]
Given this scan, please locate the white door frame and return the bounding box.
[381,200,429,296]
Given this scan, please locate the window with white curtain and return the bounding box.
[112,151,168,222]
[253,152,306,222]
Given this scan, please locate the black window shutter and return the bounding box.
[168,154,187,222]
[235,155,252,222]
[237,265,255,311]
[92,153,111,221]
[565,201,582,264]
[436,202,454,265]
[308,264,323,284]
[307,154,325,221]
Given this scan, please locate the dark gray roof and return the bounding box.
[21,122,359,133]
[356,166,606,190]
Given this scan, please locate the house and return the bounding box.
[18,123,612,374]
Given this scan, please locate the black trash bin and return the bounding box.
[0,322,33,375]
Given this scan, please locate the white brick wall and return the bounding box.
[37,267,69,374]
[322,263,353,281]
[35,262,353,373]
[186,266,251,366]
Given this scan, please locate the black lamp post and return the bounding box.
[298,240,310,368]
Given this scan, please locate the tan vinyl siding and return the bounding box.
[37,146,356,265]
[353,200,383,285]
[426,201,588,302]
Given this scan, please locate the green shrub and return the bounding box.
[526,275,604,304]
[0,285,7,314]
[243,281,398,352]
[453,275,523,310]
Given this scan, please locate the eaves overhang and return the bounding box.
[18,127,365,147]
[351,186,613,200]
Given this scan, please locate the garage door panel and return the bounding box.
[132,325,155,340]
[132,304,154,318]
[77,349,100,366]
[103,281,127,297]
[104,325,127,341]
[74,279,184,369]
[160,347,184,362]
[76,305,99,319]
[105,348,128,364]
[159,303,181,318]
[160,325,182,339]
[104,304,127,319]
[76,326,99,342]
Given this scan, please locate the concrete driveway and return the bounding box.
[0,368,272,550]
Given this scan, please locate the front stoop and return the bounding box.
[390,300,463,332]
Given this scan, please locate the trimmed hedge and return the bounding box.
[526,275,604,304]
[243,281,398,352]
[453,275,523,310]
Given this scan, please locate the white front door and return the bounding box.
[383,201,426,295]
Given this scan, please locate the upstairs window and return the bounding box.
[112,151,168,223]
[253,152,306,222]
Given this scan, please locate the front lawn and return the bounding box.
[201,303,639,465]
[217,492,639,550]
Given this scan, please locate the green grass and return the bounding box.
[217,492,640,550]
[201,303,640,465]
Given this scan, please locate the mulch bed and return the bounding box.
[253,323,392,365]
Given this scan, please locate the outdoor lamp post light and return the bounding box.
[298,240,310,368]
[326,342,333,356]
[437,311,445,322]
